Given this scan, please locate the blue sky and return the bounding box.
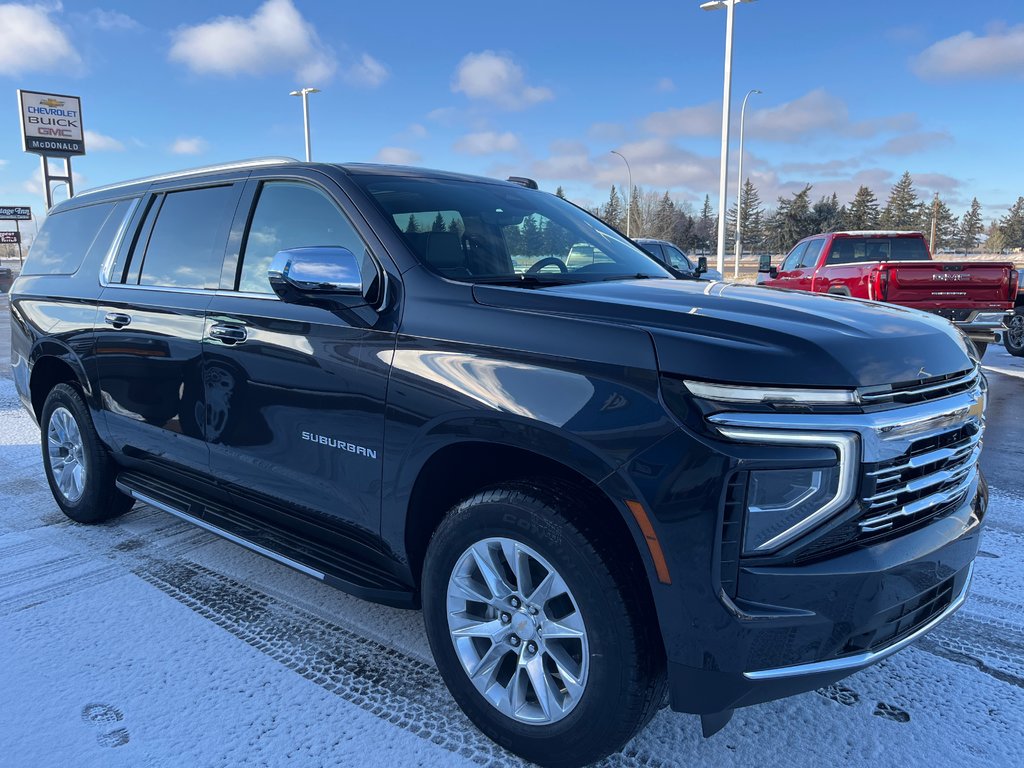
[1,0,1023,222]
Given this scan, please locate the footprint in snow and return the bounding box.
[81,703,130,747]
[872,702,911,723]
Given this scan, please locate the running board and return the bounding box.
[115,472,416,608]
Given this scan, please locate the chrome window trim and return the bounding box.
[78,157,296,200]
[709,384,986,464]
[744,562,974,680]
[97,197,142,287]
[714,428,859,553]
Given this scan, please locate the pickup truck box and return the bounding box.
[11,164,987,767]
[758,231,1017,355]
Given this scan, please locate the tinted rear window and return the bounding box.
[137,186,236,289]
[828,237,929,264]
[22,202,116,275]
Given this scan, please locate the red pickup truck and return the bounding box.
[758,231,1017,356]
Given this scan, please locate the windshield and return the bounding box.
[353,175,673,284]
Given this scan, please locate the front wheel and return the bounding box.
[422,482,665,768]
[1004,309,1024,357]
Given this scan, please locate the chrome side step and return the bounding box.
[116,480,326,580]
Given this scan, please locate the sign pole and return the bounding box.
[15,220,23,264]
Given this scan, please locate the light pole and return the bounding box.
[289,87,321,161]
[701,0,755,275]
[610,150,633,238]
[734,88,761,278]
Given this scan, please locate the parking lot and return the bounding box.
[1,291,1022,768]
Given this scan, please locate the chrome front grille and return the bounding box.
[859,422,981,534]
[859,366,980,407]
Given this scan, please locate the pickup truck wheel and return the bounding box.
[422,482,665,768]
[40,384,134,524]
[1003,309,1024,357]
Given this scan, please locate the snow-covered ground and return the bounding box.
[2,354,1023,767]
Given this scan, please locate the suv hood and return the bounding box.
[473,279,974,388]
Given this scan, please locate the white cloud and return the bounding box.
[644,102,721,137]
[452,51,553,110]
[169,0,337,83]
[170,137,208,155]
[374,147,421,165]
[84,130,125,151]
[405,123,428,139]
[0,3,80,76]
[78,9,140,31]
[913,23,1024,79]
[655,77,676,93]
[453,131,521,155]
[875,131,953,156]
[344,53,388,88]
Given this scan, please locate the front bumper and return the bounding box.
[663,479,983,715]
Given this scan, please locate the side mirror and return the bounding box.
[758,254,778,279]
[268,247,366,304]
[696,256,708,276]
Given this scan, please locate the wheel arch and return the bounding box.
[28,343,92,422]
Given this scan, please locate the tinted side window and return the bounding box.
[780,242,808,272]
[237,182,370,294]
[137,186,236,289]
[798,239,825,269]
[664,244,694,271]
[640,242,664,261]
[22,202,116,275]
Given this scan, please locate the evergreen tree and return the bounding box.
[555,186,566,200]
[959,198,984,254]
[880,172,921,230]
[446,216,463,237]
[812,193,843,233]
[927,195,958,251]
[431,211,446,232]
[847,185,881,230]
[739,178,765,251]
[773,185,815,251]
[986,221,1007,254]
[404,214,420,233]
[999,197,1024,250]
[601,185,624,231]
[652,192,676,241]
[695,195,716,255]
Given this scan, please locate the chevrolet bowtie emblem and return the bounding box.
[39,98,65,108]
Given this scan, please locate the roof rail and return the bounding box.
[507,176,539,190]
[76,156,300,198]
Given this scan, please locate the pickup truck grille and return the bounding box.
[859,366,979,406]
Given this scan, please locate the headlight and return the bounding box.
[716,427,859,554]
[683,380,860,406]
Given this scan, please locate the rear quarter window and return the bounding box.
[22,201,117,275]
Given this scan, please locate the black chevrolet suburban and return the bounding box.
[10,159,986,767]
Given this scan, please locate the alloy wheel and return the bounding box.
[47,406,87,503]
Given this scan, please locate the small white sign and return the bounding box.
[18,90,86,156]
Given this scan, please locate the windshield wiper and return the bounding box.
[466,274,587,288]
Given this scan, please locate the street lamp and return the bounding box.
[701,0,756,276]
[610,150,633,238]
[289,87,321,161]
[734,88,762,278]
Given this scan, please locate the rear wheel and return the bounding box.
[40,384,134,524]
[1003,309,1024,357]
[422,482,665,768]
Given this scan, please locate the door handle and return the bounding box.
[209,323,247,344]
[104,312,132,328]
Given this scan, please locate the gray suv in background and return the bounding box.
[635,238,723,281]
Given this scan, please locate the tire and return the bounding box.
[40,383,134,524]
[1003,309,1024,357]
[422,481,666,768]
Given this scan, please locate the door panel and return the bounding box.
[204,177,397,537]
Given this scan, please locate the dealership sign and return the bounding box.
[0,206,32,220]
[0,232,20,244]
[18,90,86,156]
